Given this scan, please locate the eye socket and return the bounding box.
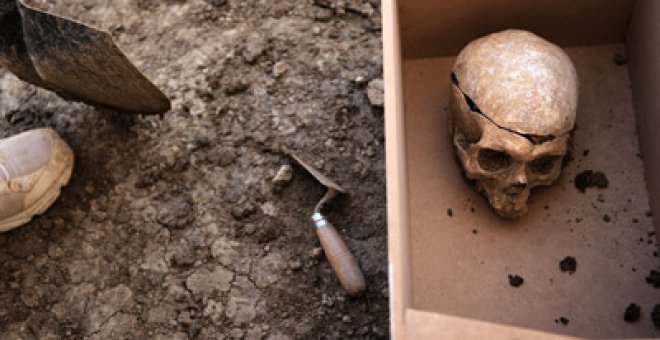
[477,149,512,171]
[529,155,561,174]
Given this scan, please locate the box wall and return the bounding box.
[383,1,410,339]
[628,0,660,239]
[399,0,634,59]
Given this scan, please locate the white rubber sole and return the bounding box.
[0,138,74,232]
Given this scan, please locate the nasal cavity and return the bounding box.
[505,182,527,195]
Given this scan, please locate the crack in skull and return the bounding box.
[451,72,559,145]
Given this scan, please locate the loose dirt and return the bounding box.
[0,1,387,339]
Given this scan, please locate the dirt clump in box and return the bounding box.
[574,170,608,192]
[624,303,641,323]
[508,274,524,287]
[647,270,660,288]
[559,256,577,273]
[653,305,660,329]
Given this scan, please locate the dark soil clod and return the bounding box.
[646,270,660,288]
[624,303,641,323]
[557,317,569,325]
[508,274,524,287]
[653,305,660,329]
[559,256,577,273]
[574,170,608,193]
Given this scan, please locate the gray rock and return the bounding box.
[186,267,234,296]
[366,79,384,107]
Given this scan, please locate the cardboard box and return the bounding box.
[384,1,660,338]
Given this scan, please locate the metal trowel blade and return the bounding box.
[0,0,170,114]
[283,146,346,194]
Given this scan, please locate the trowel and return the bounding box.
[0,0,170,113]
[284,147,366,296]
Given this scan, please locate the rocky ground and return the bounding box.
[0,0,387,339]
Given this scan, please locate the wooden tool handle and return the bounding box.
[315,217,366,296]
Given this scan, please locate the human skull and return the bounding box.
[449,30,578,218]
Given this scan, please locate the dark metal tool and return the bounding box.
[0,0,170,113]
[284,147,366,296]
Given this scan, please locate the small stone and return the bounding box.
[559,256,577,274]
[261,202,278,217]
[558,316,569,325]
[508,274,524,287]
[366,79,384,107]
[624,303,641,323]
[342,315,351,323]
[273,61,289,78]
[603,214,611,223]
[310,247,323,259]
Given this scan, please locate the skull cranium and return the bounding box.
[449,30,578,218]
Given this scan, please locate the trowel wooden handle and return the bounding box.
[313,213,366,296]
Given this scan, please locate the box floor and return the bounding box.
[404,44,660,338]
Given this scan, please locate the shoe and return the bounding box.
[0,128,73,231]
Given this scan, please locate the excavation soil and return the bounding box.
[0,1,386,339]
